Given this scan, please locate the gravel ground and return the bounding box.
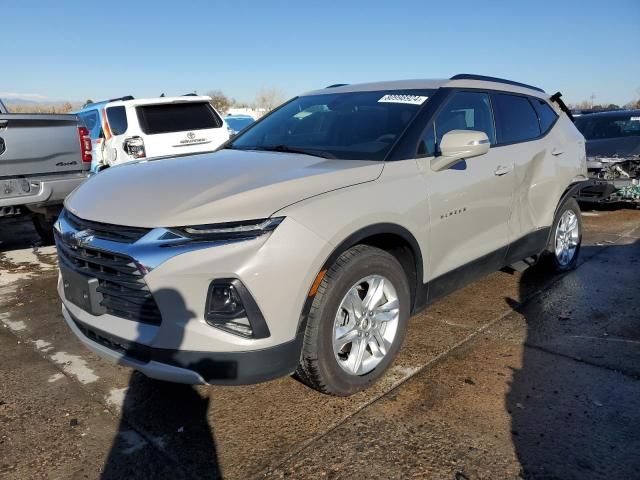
[0,209,638,480]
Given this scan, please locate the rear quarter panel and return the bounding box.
[513,114,587,236]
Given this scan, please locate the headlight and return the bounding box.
[170,217,284,241]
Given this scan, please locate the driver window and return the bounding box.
[418,91,496,157]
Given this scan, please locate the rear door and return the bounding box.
[134,101,229,158]
[491,93,557,238]
[0,114,82,178]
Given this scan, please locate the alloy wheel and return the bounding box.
[332,275,400,376]
[554,209,580,266]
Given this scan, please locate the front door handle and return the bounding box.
[494,165,512,176]
[551,148,564,156]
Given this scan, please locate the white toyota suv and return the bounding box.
[56,75,588,395]
[77,95,229,172]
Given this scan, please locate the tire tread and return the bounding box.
[296,245,393,395]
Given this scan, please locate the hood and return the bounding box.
[65,149,383,227]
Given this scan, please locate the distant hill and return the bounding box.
[0,93,78,112]
[4,98,42,105]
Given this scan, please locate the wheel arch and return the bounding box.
[298,223,425,334]
[555,180,590,216]
[546,180,590,245]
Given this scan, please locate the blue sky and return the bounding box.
[4,0,639,105]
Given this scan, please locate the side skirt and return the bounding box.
[412,227,550,313]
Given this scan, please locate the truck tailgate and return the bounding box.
[0,114,84,177]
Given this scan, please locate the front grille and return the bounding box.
[56,233,162,325]
[62,210,151,243]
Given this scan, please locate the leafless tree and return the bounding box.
[206,90,231,114]
[255,87,286,111]
[6,102,81,114]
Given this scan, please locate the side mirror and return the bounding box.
[430,130,490,172]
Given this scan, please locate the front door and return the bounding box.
[418,90,515,288]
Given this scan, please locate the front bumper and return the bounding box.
[576,179,640,204]
[55,213,331,384]
[575,180,618,204]
[62,305,303,384]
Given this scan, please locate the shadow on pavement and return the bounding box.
[0,215,41,253]
[101,289,222,480]
[507,241,640,479]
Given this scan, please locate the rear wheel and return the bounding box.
[297,245,410,396]
[542,197,582,272]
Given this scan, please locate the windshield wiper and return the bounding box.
[252,145,335,159]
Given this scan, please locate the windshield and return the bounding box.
[229,90,434,160]
[575,113,640,140]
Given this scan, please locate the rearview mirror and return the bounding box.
[430,130,490,172]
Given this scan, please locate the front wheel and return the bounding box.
[297,245,410,396]
[542,197,582,272]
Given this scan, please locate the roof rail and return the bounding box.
[107,95,135,102]
[450,74,545,93]
[326,83,349,88]
[85,95,135,107]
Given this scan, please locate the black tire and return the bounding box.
[32,213,55,245]
[296,245,410,396]
[541,197,582,272]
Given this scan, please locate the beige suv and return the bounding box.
[55,74,588,395]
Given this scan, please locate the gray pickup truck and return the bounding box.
[0,98,90,242]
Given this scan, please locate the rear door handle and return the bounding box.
[494,165,512,176]
[0,120,8,128]
[551,148,564,156]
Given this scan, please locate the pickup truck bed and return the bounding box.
[0,100,90,241]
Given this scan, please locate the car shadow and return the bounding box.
[506,241,640,479]
[101,289,222,480]
[0,215,42,253]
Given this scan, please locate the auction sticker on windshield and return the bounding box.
[378,94,428,105]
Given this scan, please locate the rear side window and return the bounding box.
[136,102,222,135]
[492,93,541,144]
[530,98,558,135]
[106,106,128,135]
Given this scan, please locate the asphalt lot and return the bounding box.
[1,209,639,480]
